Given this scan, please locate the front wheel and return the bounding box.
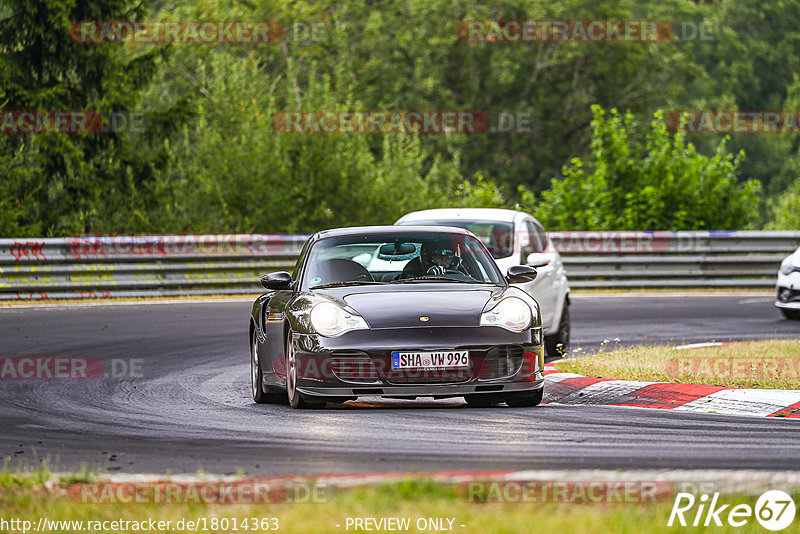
[781,308,800,321]
[504,387,544,408]
[285,330,326,409]
[545,301,570,359]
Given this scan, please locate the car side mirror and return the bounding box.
[506,265,537,283]
[526,252,551,268]
[260,271,293,290]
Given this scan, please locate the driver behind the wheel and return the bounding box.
[426,243,463,275]
[400,241,468,278]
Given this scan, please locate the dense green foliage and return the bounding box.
[766,179,800,230]
[525,106,761,230]
[0,0,798,235]
[0,0,182,235]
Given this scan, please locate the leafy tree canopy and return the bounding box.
[523,106,761,230]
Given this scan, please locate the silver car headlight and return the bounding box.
[480,297,533,332]
[780,261,797,276]
[310,302,369,337]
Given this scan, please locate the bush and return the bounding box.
[108,52,472,234]
[522,106,761,231]
[766,178,800,230]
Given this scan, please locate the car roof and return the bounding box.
[315,225,472,239]
[396,208,526,224]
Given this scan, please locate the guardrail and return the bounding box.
[1,231,798,299]
[548,231,800,289]
[0,235,307,300]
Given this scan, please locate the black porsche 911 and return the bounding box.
[249,226,545,409]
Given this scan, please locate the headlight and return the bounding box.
[480,297,533,332]
[780,262,797,275]
[309,301,369,337]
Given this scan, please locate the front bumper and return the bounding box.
[292,326,544,399]
[776,284,800,310]
[298,380,543,398]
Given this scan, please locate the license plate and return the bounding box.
[391,351,469,369]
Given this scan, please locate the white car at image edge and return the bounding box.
[396,208,571,358]
[777,246,800,320]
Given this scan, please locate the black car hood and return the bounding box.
[329,285,502,328]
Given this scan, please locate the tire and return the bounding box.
[464,394,500,408]
[545,301,570,359]
[285,330,326,409]
[781,308,800,321]
[504,387,544,408]
[251,328,283,404]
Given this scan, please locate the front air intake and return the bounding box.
[331,352,379,383]
[478,345,525,379]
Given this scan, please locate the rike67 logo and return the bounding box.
[668,490,796,531]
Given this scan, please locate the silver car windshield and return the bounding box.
[397,219,515,259]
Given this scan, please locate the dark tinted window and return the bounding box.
[397,219,515,259]
[522,220,543,254]
[532,221,548,251]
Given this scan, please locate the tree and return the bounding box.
[303,0,697,193]
[122,49,479,234]
[523,106,761,230]
[0,0,179,236]
[6,0,794,236]
[676,0,800,197]
[766,178,800,230]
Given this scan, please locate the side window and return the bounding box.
[533,221,547,252]
[520,220,542,256]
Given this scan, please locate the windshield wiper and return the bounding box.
[311,281,385,289]
[390,277,484,284]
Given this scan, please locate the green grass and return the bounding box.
[1,474,798,533]
[0,460,51,489]
[57,465,95,486]
[556,339,800,389]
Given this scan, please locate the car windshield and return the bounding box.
[397,219,514,259]
[303,232,504,289]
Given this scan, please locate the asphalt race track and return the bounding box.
[1,294,799,475]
